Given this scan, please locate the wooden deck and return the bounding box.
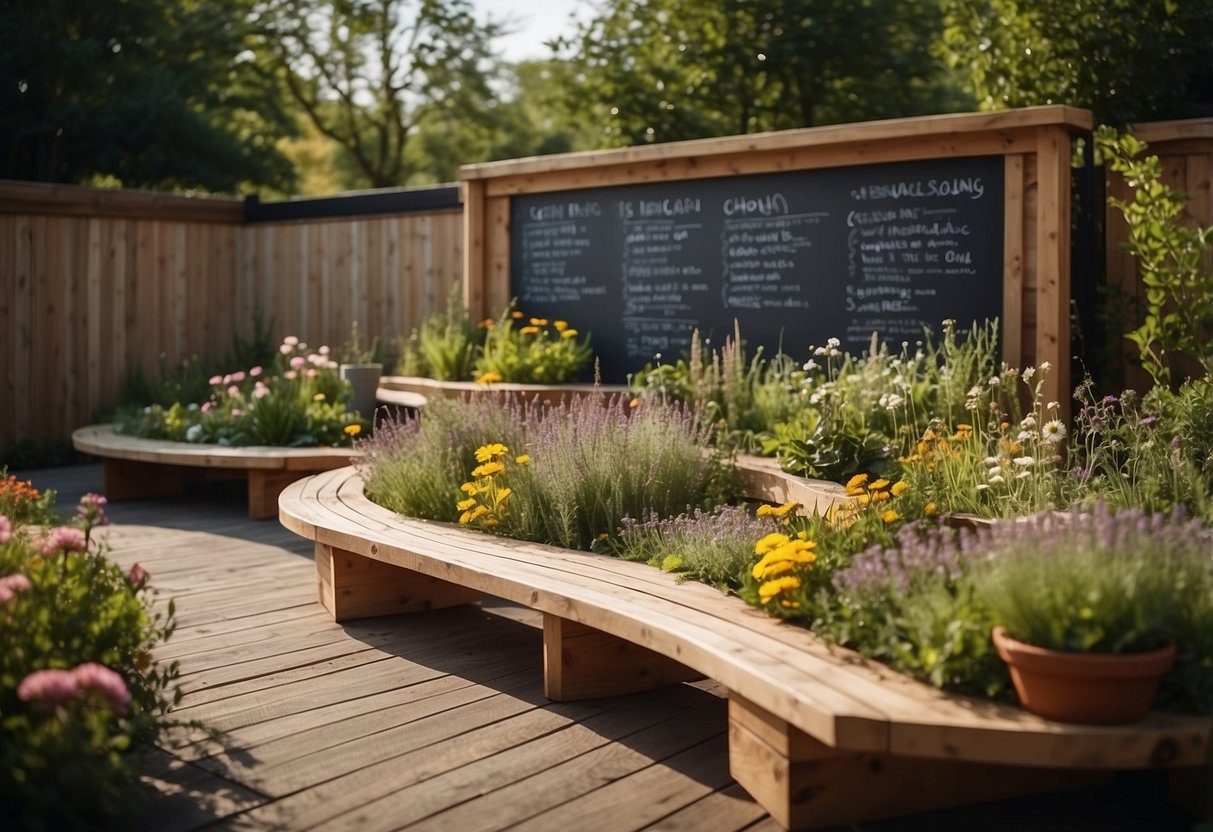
[14,464,1201,831]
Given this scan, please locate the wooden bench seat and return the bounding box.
[278,466,1211,830]
[72,424,356,519]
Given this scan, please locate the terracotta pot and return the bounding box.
[991,626,1176,725]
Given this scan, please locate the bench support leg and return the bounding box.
[727,694,1109,830]
[102,458,190,501]
[315,543,481,622]
[247,469,303,520]
[542,614,701,701]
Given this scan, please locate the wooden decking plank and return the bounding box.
[132,747,269,832]
[513,732,734,832]
[641,783,768,831]
[200,672,544,797]
[311,685,729,832]
[398,696,727,832]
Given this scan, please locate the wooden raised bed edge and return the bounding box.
[380,375,629,408]
[71,424,357,519]
[277,465,1211,830]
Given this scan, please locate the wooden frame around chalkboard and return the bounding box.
[460,106,1094,412]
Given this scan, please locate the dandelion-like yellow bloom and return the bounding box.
[561,329,579,339]
[759,576,802,602]
[751,540,816,579]
[845,473,869,491]
[867,478,890,492]
[510,310,524,319]
[456,497,478,511]
[343,424,362,436]
[881,509,900,524]
[460,481,480,494]
[554,320,569,332]
[755,532,791,556]
[923,502,938,517]
[493,487,513,504]
[476,371,503,385]
[514,454,530,465]
[313,393,326,402]
[872,490,891,503]
[753,559,796,581]
[475,443,510,462]
[854,493,871,507]
[459,505,489,525]
[756,502,799,519]
[890,480,909,498]
[478,318,495,329]
[520,325,540,335]
[529,317,548,326]
[472,461,505,478]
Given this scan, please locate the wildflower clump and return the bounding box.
[742,530,818,616]
[457,443,521,529]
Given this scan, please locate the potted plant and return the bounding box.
[969,504,1213,724]
[338,321,384,421]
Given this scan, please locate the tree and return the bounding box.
[0,0,296,191]
[938,0,1213,124]
[259,0,502,188]
[555,0,966,147]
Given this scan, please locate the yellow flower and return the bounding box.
[845,473,869,491]
[890,480,909,498]
[478,318,495,329]
[596,532,609,542]
[871,490,892,503]
[472,461,505,478]
[510,310,524,319]
[758,576,802,602]
[629,397,641,409]
[561,329,579,338]
[475,443,510,462]
[460,481,480,494]
[753,560,796,581]
[459,505,489,525]
[923,502,938,517]
[520,325,540,335]
[493,486,513,504]
[854,493,871,507]
[343,424,362,436]
[514,454,530,465]
[881,509,900,524]
[867,478,890,492]
[755,532,791,556]
[529,317,548,326]
[554,320,569,332]
[313,393,326,402]
[476,371,503,384]
[456,497,478,511]
[756,502,798,519]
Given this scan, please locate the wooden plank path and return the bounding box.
[13,464,1199,831]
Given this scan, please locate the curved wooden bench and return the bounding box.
[278,466,1210,830]
[72,424,356,519]
[380,375,630,407]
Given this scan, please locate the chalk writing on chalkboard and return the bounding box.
[510,156,1004,381]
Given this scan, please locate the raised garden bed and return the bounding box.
[277,465,1211,830]
[72,423,356,519]
[380,375,629,407]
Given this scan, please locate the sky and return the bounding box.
[473,0,593,62]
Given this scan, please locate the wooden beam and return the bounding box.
[461,178,487,320]
[1034,125,1073,419]
[728,694,1108,830]
[314,543,480,622]
[542,614,700,701]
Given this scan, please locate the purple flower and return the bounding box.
[1140,415,1158,427]
[1171,435,1182,450]
[1101,394,1120,405]
[72,663,131,715]
[0,572,33,604]
[17,669,80,708]
[39,526,87,556]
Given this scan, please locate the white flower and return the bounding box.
[1015,470,1032,480]
[1039,361,1051,372]
[283,335,299,346]
[185,424,204,443]
[880,393,904,410]
[988,474,1005,484]
[1020,415,1037,429]
[1041,419,1067,443]
[1047,401,1059,411]
[1012,456,1035,467]
[989,376,1000,387]
[982,456,999,467]
[802,360,819,372]
[976,484,990,492]
[967,385,983,398]
[827,337,841,349]
[1017,430,1034,442]
[987,466,1003,477]
[1021,366,1036,382]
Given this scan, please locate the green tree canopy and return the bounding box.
[258,0,502,188]
[554,0,967,147]
[1,0,295,191]
[939,0,1213,124]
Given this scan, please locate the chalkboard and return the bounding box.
[510,156,1004,381]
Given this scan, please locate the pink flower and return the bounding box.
[127,563,149,586]
[222,374,232,385]
[72,663,131,715]
[0,572,33,603]
[227,384,240,396]
[230,371,246,383]
[253,382,270,399]
[79,493,107,509]
[305,368,317,378]
[0,515,11,545]
[290,356,306,369]
[279,343,292,355]
[283,335,299,346]
[17,669,80,708]
[231,408,242,417]
[284,370,297,380]
[250,366,263,377]
[201,402,213,413]
[76,493,109,526]
[208,375,223,385]
[39,526,87,556]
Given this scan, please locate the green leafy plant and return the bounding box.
[412,292,482,381]
[474,306,593,384]
[1098,126,1213,388]
[0,493,187,829]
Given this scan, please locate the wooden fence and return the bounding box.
[0,181,463,454]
